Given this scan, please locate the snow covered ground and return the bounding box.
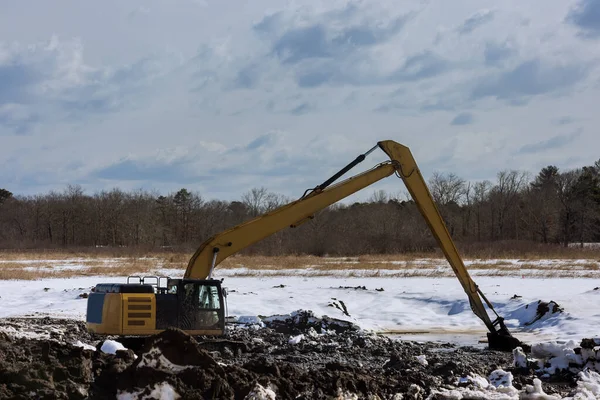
[3,257,600,399]
[0,258,599,348]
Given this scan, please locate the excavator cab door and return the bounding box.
[177,279,225,333]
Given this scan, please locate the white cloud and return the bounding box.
[0,0,599,202]
[457,9,496,35]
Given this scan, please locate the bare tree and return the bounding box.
[155,195,175,247]
[428,172,466,205]
[473,180,491,241]
[241,187,287,216]
[264,192,289,212]
[1,160,600,254]
[461,182,473,237]
[242,187,269,217]
[556,170,580,246]
[428,172,466,237]
[62,184,86,246]
[369,190,388,203]
[490,170,530,240]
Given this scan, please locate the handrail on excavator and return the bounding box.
[185,140,524,351]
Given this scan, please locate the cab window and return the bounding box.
[199,285,221,309]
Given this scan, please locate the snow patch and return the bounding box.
[137,347,193,373]
[288,334,304,345]
[116,382,180,400]
[457,373,490,389]
[513,346,528,368]
[236,316,266,327]
[513,339,600,376]
[488,369,519,397]
[531,341,583,375]
[73,340,96,351]
[506,300,563,328]
[431,370,561,399]
[563,370,600,399]
[415,355,428,366]
[334,390,358,400]
[520,379,561,399]
[0,325,50,340]
[448,301,467,315]
[244,383,276,400]
[100,340,128,355]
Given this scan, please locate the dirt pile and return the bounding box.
[115,327,520,399]
[260,309,360,334]
[0,329,134,400]
[0,317,588,399]
[525,300,563,326]
[0,316,94,342]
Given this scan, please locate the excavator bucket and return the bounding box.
[488,332,526,352]
[486,317,528,352]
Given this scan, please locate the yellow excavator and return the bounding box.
[86,140,522,351]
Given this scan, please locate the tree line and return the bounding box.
[0,159,599,255]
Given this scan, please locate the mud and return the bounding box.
[0,316,585,399]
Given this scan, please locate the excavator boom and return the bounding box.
[184,140,522,351]
[185,161,397,279]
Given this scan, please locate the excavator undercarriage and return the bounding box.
[86,140,524,351]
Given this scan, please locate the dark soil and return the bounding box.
[0,316,580,399]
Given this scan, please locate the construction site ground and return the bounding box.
[2,256,600,399]
[0,314,596,400]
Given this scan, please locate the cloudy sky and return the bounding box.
[1,0,599,202]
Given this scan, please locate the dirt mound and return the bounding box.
[0,317,587,399]
[0,330,130,400]
[135,327,221,369]
[0,316,94,343]
[116,328,238,398]
[526,300,563,326]
[111,327,528,399]
[260,309,359,334]
[506,299,564,328]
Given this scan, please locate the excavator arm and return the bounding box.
[185,159,397,279]
[185,140,522,351]
[377,141,521,351]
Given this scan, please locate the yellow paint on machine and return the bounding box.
[87,293,123,334]
[88,293,155,335]
[122,293,156,335]
[87,292,223,336]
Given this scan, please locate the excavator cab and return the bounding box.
[175,279,224,331]
[86,276,226,336]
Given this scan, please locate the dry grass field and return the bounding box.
[0,246,599,280]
